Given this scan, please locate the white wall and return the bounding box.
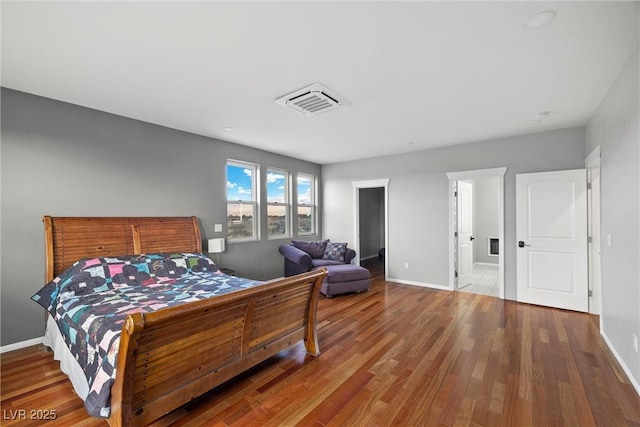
[322,127,586,296]
[586,47,639,388]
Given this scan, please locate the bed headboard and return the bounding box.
[43,216,202,282]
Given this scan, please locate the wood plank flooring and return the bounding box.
[2,261,639,426]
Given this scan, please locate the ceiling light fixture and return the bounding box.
[222,127,235,132]
[526,10,556,29]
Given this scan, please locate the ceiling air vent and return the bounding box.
[275,83,348,116]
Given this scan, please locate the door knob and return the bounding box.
[518,241,528,248]
[470,236,475,241]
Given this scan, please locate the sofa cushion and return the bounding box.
[322,264,370,283]
[323,241,347,261]
[292,239,329,259]
[312,258,346,268]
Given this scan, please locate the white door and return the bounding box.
[516,169,588,312]
[457,181,474,287]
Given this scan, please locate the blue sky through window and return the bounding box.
[227,164,253,201]
[267,171,286,203]
[297,176,312,204]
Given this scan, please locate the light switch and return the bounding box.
[607,234,612,247]
[214,223,223,232]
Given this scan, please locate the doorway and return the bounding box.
[456,178,501,297]
[447,168,506,298]
[358,187,385,271]
[352,179,389,280]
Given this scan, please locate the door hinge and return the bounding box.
[588,236,593,243]
[454,191,457,197]
[455,270,458,278]
[588,289,593,297]
[587,183,592,190]
[454,231,458,237]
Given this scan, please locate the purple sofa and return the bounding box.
[279,240,356,277]
[279,240,370,297]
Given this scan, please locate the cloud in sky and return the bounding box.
[267,172,285,183]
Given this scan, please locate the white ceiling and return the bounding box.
[2,1,638,164]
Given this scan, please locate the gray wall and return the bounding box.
[586,47,639,387]
[322,127,586,295]
[1,88,321,346]
[473,178,500,264]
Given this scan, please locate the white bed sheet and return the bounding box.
[43,314,89,400]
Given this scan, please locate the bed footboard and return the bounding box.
[108,268,327,427]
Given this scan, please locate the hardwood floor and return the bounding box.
[2,261,639,426]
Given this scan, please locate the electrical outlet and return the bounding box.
[404,262,410,269]
[633,334,638,353]
[214,223,223,232]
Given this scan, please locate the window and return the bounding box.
[267,168,290,239]
[227,160,259,241]
[297,173,316,235]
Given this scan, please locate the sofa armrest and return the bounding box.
[344,248,356,264]
[279,245,313,269]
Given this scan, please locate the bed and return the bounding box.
[32,216,327,426]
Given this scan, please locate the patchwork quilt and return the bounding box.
[31,253,261,418]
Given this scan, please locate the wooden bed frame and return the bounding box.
[43,216,327,426]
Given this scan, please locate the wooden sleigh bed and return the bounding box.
[40,216,327,426]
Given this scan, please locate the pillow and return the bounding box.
[292,239,329,259]
[162,252,218,274]
[323,241,348,261]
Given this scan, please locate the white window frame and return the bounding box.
[266,167,291,239]
[296,173,317,236]
[226,160,260,242]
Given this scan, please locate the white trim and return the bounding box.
[601,328,640,396]
[351,179,390,189]
[352,178,390,280]
[474,262,499,267]
[387,277,450,291]
[447,167,508,181]
[585,145,602,168]
[447,167,507,298]
[1,336,43,353]
[585,146,602,315]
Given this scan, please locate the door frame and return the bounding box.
[586,145,602,315]
[352,178,390,280]
[447,167,507,298]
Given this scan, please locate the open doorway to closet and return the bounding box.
[353,179,389,280]
[447,168,506,299]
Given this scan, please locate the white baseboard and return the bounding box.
[600,328,640,396]
[473,262,499,267]
[387,277,451,291]
[1,336,43,354]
